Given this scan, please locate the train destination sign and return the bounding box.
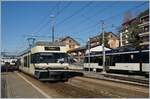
[45,47,60,51]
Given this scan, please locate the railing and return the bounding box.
[140,41,149,45]
[139,29,149,34]
[138,21,149,26]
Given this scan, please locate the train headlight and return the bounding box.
[64,66,68,70]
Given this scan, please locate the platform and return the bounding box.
[80,71,149,86]
[1,72,48,98]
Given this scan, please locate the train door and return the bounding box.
[105,56,110,70]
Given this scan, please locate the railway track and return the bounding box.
[83,74,149,87]
[19,72,109,98]
[101,73,149,85]
[3,72,148,98]
[20,72,148,98]
[44,82,109,98]
[66,76,149,98]
[77,71,149,86]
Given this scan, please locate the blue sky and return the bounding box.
[1,1,149,53]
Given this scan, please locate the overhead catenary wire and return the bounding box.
[32,2,60,35]
[58,2,118,37]
[32,1,92,37]
[73,1,148,35]
[26,1,148,41]
[67,2,118,31]
[34,1,72,35]
[55,1,72,18]
[55,1,93,27]
[104,1,148,23]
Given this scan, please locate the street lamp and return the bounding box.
[50,15,55,42]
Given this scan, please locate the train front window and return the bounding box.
[39,54,54,63]
[31,53,68,63]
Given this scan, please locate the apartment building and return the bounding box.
[67,46,86,63]
[56,36,80,51]
[119,18,138,46]
[138,9,149,48]
[120,9,149,49]
[1,52,19,65]
[88,32,119,49]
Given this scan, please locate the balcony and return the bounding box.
[122,35,128,39]
[90,39,99,43]
[140,41,149,46]
[138,29,149,36]
[139,31,149,37]
[138,21,149,27]
[140,36,149,46]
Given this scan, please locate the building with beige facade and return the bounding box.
[67,46,86,63]
[88,32,119,49]
[56,36,80,51]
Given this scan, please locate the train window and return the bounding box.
[114,52,142,63]
[111,56,115,65]
[31,53,68,63]
[84,57,88,63]
[27,55,30,67]
[84,56,103,65]
[132,53,140,63]
[84,57,90,63]
[16,59,21,66]
[40,55,55,63]
[114,55,120,63]
[24,56,27,67]
[31,54,37,63]
[84,50,150,67]
[111,55,115,66]
[142,52,149,63]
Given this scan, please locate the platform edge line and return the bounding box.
[16,72,51,98]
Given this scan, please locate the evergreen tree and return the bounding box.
[127,20,141,49]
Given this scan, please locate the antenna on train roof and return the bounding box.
[27,37,36,48]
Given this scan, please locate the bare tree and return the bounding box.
[123,11,133,23]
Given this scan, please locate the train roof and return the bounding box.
[33,41,66,47]
[85,48,149,57]
[18,41,66,56]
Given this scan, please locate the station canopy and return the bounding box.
[85,45,111,54]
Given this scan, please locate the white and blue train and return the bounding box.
[84,49,149,75]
